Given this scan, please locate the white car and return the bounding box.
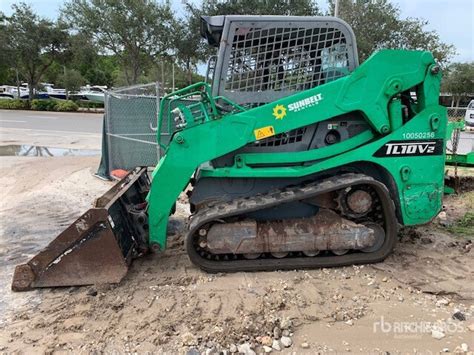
[465,100,474,127]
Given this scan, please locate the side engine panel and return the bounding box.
[212,113,370,167]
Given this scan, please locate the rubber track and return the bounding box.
[185,173,398,272]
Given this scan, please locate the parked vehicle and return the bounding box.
[0,83,109,102]
[18,83,49,100]
[0,85,28,99]
[42,83,67,100]
[465,100,474,127]
[81,85,107,103]
[0,86,14,99]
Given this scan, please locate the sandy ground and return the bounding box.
[0,156,473,353]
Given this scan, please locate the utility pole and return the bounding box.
[172,62,175,91]
[334,0,340,17]
[15,68,20,99]
[161,61,165,92]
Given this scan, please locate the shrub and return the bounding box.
[0,98,79,111]
[77,100,104,109]
[0,99,29,110]
[55,100,79,112]
[31,99,57,111]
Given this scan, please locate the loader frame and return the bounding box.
[148,49,447,251]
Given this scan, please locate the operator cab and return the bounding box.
[200,15,359,107]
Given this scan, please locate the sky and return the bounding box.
[1,0,473,63]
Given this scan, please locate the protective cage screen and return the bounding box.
[224,24,352,97]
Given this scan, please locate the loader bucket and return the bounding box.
[12,167,151,292]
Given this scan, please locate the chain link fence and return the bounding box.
[96,83,160,178]
[447,107,467,121]
[446,106,472,162]
[96,82,197,179]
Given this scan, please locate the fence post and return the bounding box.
[105,90,114,174]
[155,81,162,159]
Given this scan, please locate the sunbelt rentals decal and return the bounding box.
[272,93,323,120]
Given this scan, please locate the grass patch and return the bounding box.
[448,211,474,238]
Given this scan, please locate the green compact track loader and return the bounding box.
[12,15,448,291]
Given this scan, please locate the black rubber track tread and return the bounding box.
[185,173,398,272]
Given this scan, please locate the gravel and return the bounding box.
[431,329,446,340]
[237,343,255,355]
[280,336,292,348]
[272,340,282,351]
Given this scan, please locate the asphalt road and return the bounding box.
[0,109,103,134]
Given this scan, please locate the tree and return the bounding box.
[180,0,321,85]
[59,32,116,86]
[0,12,16,85]
[173,9,208,86]
[328,0,455,66]
[194,0,320,16]
[442,62,474,107]
[61,0,174,85]
[58,68,85,99]
[3,3,69,101]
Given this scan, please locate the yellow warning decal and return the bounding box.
[254,125,275,140]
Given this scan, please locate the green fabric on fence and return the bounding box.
[95,115,112,180]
